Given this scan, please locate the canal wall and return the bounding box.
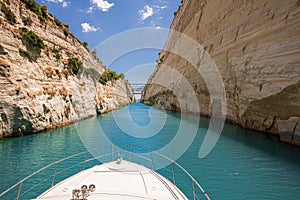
[0,0,134,138]
[142,0,300,145]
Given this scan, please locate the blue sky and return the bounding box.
[36,0,181,83]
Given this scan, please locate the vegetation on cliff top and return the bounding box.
[18,0,90,52]
[20,0,73,41]
[20,0,48,22]
[2,0,120,82]
[83,49,125,84]
[0,2,17,25]
[79,66,124,86]
[99,69,124,85]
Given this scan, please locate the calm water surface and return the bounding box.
[0,103,300,199]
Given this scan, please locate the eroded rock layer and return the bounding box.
[142,0,300,145]
[0,0,134,138]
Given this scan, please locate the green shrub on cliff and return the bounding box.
[20,28,45,49]
[51,47,61,60]
[19,49,34,62]
[54,17,62,27]
[21,0,40,13]
[91,49,101,63]
[83,42,88,48]
[40,5,48,20]
[0,2,16,25]
[99,69,124,85]
[118,73,124,79]
[91,49,97,59]
[20,0,48,22]
[63,29,69,37]
[63,24,69,29]
[22,16,33,26]
[67,58,82,75]
[19,27,45,61]
[51,47,60,54]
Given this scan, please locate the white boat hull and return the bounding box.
[35,159,187,200]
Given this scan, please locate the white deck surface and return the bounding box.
[35,159,187,200]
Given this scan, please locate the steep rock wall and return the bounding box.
[142,0,300,145]
[0,0,134,138]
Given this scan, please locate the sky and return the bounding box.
[36,0,181,84]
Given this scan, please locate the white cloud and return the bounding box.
[46,0,63,2]
[90,0,114,12]
[81,23,99,33]
[138,5,154,21]
[62,2,69,7]
[87,7,93,13]
[45,0,70,7]
[153,5,167,10]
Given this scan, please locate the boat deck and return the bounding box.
[35,159,187,200]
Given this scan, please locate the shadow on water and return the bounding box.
[221,123,300,167]
[164,108,300,167]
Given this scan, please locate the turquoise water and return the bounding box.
[0,103,300,199]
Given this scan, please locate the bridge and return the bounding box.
[129,83,148,95]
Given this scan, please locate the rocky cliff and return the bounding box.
[0,0,134,138]
[142,0,300,145]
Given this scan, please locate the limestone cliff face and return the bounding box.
[142,0,300,145]
[0,0,134,138]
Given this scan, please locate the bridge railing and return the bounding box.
[129,83,147,94]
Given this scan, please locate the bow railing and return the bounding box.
[0,144,210,200]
